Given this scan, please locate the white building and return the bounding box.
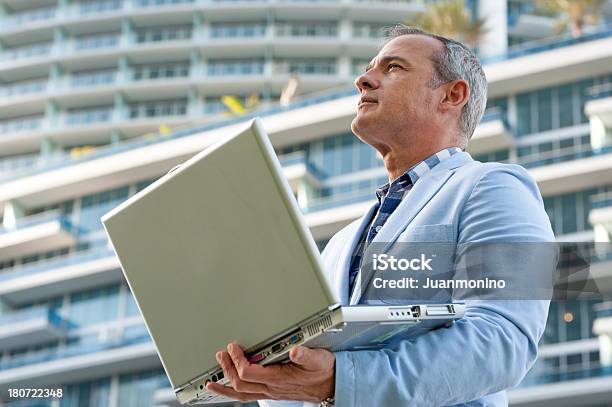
[1,1,612,406]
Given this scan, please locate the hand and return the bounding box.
[206,342,335,403]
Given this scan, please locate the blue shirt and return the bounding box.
[348,147,462,297]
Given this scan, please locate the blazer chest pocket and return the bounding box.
[397,224,455,242]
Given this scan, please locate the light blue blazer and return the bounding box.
[260,151,557,407]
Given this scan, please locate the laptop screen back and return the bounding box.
[102,119,334,389]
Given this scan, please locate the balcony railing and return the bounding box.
[588,83,612,100]
[519,337,611,387]
[0,43,52,63]
[595,301,612,318]
[78,0,123,14]
[131,64,190,81]
[210,24,267,38]
[135,0,195,6]
[1,7,56,29]
[520,144,612,169]
[275,24,338,37]
[74,34,120,51]
[304,189,374,213]
[70,70,117,88]
[0,80,47,98]
[0,88,358,182]
[134,27,192,44]
[272,61,337,75]
[0,116,43,134]
[66,108,113,126]
[128,101,188,119]
[591,191,612,210]
[0,324,149,370]
[279,152,326,180]
[0,211,71,235]
[480,108,507,124]
[0,306,73,330]
[207,62,265,76]
[522,363,611,386]
[0,247,115,283]
[482,24,612,64]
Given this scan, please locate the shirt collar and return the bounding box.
[375,147,462,201]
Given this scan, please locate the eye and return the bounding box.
[387,63,401,71]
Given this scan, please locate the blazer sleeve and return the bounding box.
[332,164,557,407]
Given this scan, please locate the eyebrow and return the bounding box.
[365,56,413,72]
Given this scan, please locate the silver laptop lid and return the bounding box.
[101,118,336,389]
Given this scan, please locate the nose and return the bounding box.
[355,70,379,92]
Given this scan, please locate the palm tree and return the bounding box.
[537,0,606,37]
[405,0,487,47]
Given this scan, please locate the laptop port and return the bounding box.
[271,342,286,354]
[426,305,454,316]
[410,306,421,318]
[217,371,224,380]
[211,374,218,382]
[289,334,302,344]
[248,352,267,363]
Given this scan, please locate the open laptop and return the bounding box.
[101,118,465,405]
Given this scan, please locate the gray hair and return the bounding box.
[385,25,487,147]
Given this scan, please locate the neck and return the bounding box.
[381,144,458,181]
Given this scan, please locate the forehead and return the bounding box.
[371,34,442,67]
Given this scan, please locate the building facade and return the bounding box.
[1,0,612,406]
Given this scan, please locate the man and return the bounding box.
[207,25,555,406]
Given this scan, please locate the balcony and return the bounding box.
[589,191,612,238]
[507,13,556,39]
[0,248,121,305]
[0,324,159,393]
[280,152,323,192]
[304,189,376,239]
[0,307,72,351]
[585,84,612,150]
[526,145,612,196]
[0,212,75,262]
[0,89,360,209]
[467,109,513,155]
[484,25,612,97]
[508,339,612,406]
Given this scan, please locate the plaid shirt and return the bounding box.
[348,147,462,297]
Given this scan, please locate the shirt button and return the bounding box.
[375,225,382,232]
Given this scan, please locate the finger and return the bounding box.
[289,346,335,370]
[206,381,263,403]
[218,351,270,394]
[227,342,281,383]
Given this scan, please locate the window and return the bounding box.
[536,89,552,132]
[60,377,111,407]
[516,93,532,136]
[79,186,130,234]
[68,285,120,326]
[558,84,574,128]
[118,369,169,406]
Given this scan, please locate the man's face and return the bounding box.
[351,35,445,149]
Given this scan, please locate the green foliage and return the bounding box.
[536,0,606,36]
[405,0,487,46]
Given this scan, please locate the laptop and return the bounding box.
[101,118,465,405]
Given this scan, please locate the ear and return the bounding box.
[440,80,470,112]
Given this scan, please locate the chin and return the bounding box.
[351,115,370,137]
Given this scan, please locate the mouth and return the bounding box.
[358,98,378,108]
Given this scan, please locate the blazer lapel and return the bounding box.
[373,151,472,244]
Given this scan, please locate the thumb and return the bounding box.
[289,346,332,370]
